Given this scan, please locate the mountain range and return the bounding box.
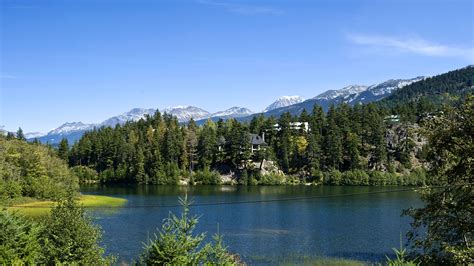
[29,75,427,144]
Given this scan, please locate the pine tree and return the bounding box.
[58,138,69,161]
[197,120,217,169]
[324,106,343,170]
[16,127,25,141]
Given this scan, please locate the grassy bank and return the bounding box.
[250,254,367,266]
[6,194,127,217]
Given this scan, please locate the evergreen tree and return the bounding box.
[16,128,25,141]
[41,196,112,264]
[58,138,69,161]
[197,120,217,169]
[324,106,343,170]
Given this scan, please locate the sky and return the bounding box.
[1,0,473,133]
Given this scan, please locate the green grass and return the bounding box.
[6,195,127,217]
[250,254,368,266]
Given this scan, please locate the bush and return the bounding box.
[71,166,99,183]
[154,163,180,185]
[0,209,43,264]
[323,169,342,185]
[41,197,113,264]
[404,168,427,186]
[194,168,221,185]
[0,181,22,200]
[259,173,286,185]
[0,197,113,265]
[139,197,236,265]
[341,170,369,186]
[369,171,386,186]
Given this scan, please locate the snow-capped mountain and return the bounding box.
[24,132,45,139]
[314,85,368,101]
[48,122,94,135]
[365,77,425,97]
[263,77,426,118]
[101,108,156,127]
[211,107,253,119]
[31,122,94,144]
[162,106,211,122]
[264,96,304,112]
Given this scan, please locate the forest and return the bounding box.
[62,65,472,186]
[64,102,428,186]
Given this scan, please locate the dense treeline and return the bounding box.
[67,102,428,185]
[0,136,78,201]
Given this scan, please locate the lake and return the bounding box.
[80,185,422,265]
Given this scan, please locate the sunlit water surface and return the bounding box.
[80,185,422,264]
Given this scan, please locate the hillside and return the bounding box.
[379,66,473,108]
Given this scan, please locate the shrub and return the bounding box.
[154,163,180,185]
[323,169,342,185]
[0,209,43,264]
[71,166,99,183]
[139,196,236,265]
[41,197,113,265]
[369,171,386,186]
[259,173,286,185]
[0,181,22,200]
[194,168,221,185]
[341,170,369,186]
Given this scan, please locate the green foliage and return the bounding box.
[386,247,419,266]
[66,73,470,186]
[324,169,342,185]
[404,96,474,264]
[0,209,43,264]
[193,168,221,185]
[57,138,69,161]
[71,165,99,182]
[1,197,113,265]
[0,181,22,200]
[41,196,113,265]
[139,196,236,265]
[380,66,474,118]
[16,127,26,141]
[259,173,286,185]
[341,170,369,186]
[155,162,180,185]
[0,138,78,201]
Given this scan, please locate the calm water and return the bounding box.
[80,185,422,264]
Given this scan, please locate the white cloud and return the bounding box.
[347,33,474,60]
[196,0,284,15]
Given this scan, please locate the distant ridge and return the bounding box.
[28,66,472,144]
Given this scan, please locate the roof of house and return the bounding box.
[249,134,267,146]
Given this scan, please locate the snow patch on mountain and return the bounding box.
[367,77,425,96]
[162,106,211,122]
[314,85,368,101]
[211,107,253,119]
[48,122,94,135]
[25,132,46,139]
[264,96,304,112]
[100,108,155,127]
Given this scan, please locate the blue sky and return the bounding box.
[1,0,473,133]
